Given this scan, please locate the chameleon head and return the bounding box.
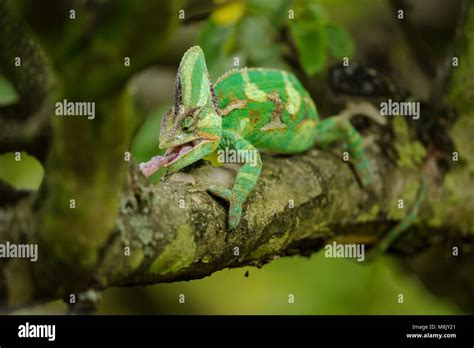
[155,46,221,173]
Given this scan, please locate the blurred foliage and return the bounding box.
[105,253,460,315]
[0,152,43,190]
[0,76,19,106]
[11,0,181,99]
[199,0,354,79]
[17,253,461,315]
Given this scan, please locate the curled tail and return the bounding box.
[368,177,427,259]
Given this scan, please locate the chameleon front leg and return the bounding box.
[313,115,373,186]
[207,131,262,230]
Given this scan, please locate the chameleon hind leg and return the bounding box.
[313,115,373,186]
[207,130,262,230]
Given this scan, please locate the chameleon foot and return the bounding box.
[207,185,243,230]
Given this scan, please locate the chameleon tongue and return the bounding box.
[178,145,193,156]
[139,142,197,177]
[139,154,176,177]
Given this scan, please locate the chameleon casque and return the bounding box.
[139,46,382,230]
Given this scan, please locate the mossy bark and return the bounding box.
[401,0,474,312]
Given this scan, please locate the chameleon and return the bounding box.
[139,46,421,236]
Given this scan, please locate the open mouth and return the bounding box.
[139,138,207,177]
[163,138,206,166]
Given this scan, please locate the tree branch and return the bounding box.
[0,0,53,163]
[104,147,423,287]
[2,130,470,311]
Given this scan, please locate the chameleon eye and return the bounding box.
[181,115,195,133]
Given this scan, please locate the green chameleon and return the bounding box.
[140,46,424,242]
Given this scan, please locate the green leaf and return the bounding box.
[211,1,246,26]
[289,18,327,75]
[288,1,329,75]
[198,19,235,69]
[248,0,291,26]
[239,16,287,69]
[0,152,44,190]
[325,24,354,59]
[0,76,19,106]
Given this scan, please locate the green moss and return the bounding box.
[357,204,380,223]
[388,179,420,220]
[129,248,145,271]
[436,4,474,235]
[201,255,213,263]
[392,118,426,170]
[0,152,44,190]
[149,224,196,275]
[299,221,334,240]
[250,231,289,259]
[444,5,474,115]
[450,111,474,170]
[41,89,137,272]
[428,167,474,234]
